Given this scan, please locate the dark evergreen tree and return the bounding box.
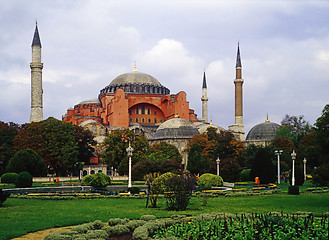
[6,149,47,177]
[187,143,206,175]
[250,147,276,184]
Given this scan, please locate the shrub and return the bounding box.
[81,173,111,188]
[240,169,252,181]
[85,229,108,239]
[1,172,18,183]
[108,218,129,226]
[0,189,10,206]
[6,149,47,176]
[105,224,130,237]
[128,187,140,194]
[15,171,32,188]
[125,220,145,231]
[198,173,223,190]
[132,225,149,240]
[220,158,242,182]
[140,215,156,221]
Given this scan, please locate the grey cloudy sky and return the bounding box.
[1,0,329,134]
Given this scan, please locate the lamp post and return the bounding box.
[303,158,307,181]
[126,141,134,189]
[274,150,283,184]
[216,158,221,176]
[291,150,297,186]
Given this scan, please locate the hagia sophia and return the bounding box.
[29,24,280,174]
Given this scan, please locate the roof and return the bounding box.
[151,118,199,139]
[202,71,207,89]
[32,24,42,47]
[246,121,280,141]
[79,98,100,104]
[236,43,241,68]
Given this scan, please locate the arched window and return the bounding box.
[148,118,151,123]
[83,170,88,176]
[90,170,95,174]
[92,125,97,135]
[154,118,157,123]
[100,127,105,135]
[98,170,102,173]
[142,118,145,123]
[154,110,157,115]
[136,118,139,123]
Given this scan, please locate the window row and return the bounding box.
[129,107,157,115]
[130,118,163,123]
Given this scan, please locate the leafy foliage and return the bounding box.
[288,166,305,186]
[6,149,46,176]
[187,143,207,175]
[240,168,252,181]
[187,128,245,175]
[15,171,33,188]
[0,121,20,174]
[102,129,149,175]
[152,172,196,210]
[13,117,95,176]
[250,147,276,184]
[81,172,111,187]
[219,158,242,182]
[0,189,10,206]
[198,173,223,190]
[0,172,18,183]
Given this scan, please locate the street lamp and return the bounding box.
[291,150,297,186]
[216,158,221,176]
[303,158,307,181]
[126,141,134,189]
[274,150,283,184]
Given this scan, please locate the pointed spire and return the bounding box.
[133,61,138,72]
[202,68,207,89]
[32,22,42,47]
[265,113,270,122]
[236,41,241,68]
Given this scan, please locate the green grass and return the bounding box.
[1,193,329,240]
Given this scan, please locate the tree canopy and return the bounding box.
[13,117,95,175]
[6,149,47,176]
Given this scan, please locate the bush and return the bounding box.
[6,149,47,176]
[198,173,223,190]
[1,172,18,183]
[105,224,130,237]
[240,169,252,181]
[219,158,242,183]
[81,173,111,188]
[140,215,156,221]
[15,171,32,188]
[0,189,10,206]
[108,218,129,226]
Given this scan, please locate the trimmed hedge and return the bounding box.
[1,172,18,183]
[198,173,223,190]
[15,171,33,188]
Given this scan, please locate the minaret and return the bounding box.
[229,43,245,141]
[201,69,208,122]
[30,23,43,123]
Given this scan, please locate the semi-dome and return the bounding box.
[152,118,199,139]
[79,98,100,105]
[99,70,170,98]
[246,120,280,141]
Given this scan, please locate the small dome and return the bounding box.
[99,71,170,97]
[152,118,199,139]
[246,121,280,141]
[79,98,100,105]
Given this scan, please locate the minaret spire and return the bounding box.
[229,42,245,141]
[201,68,208,122]
[30,23,43,122]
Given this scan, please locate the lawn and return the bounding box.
[1,193,329,240]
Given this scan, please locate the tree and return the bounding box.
[6,149,47,177]
[148,142,182,163]
[278,114,312,147]
[270,138,295,172]
[13,117,94,176]
[102,129,149,175]
[186,128,245,174]
[187,143,207,175]
[219,158,242,183]
[250,147,276,184]
[312,104,329,186]
[0,121,20,174]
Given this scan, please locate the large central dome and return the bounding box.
[99,71,170,98]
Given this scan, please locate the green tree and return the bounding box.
[250,147,276,184]
[220,158,242,183]
[0,121,20,174]
[13,117,94,176]
[187,143,207,175]
[277,114,312,147]
[312,104,329,186]
[6,149,47,176]
[102,129,149,175]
